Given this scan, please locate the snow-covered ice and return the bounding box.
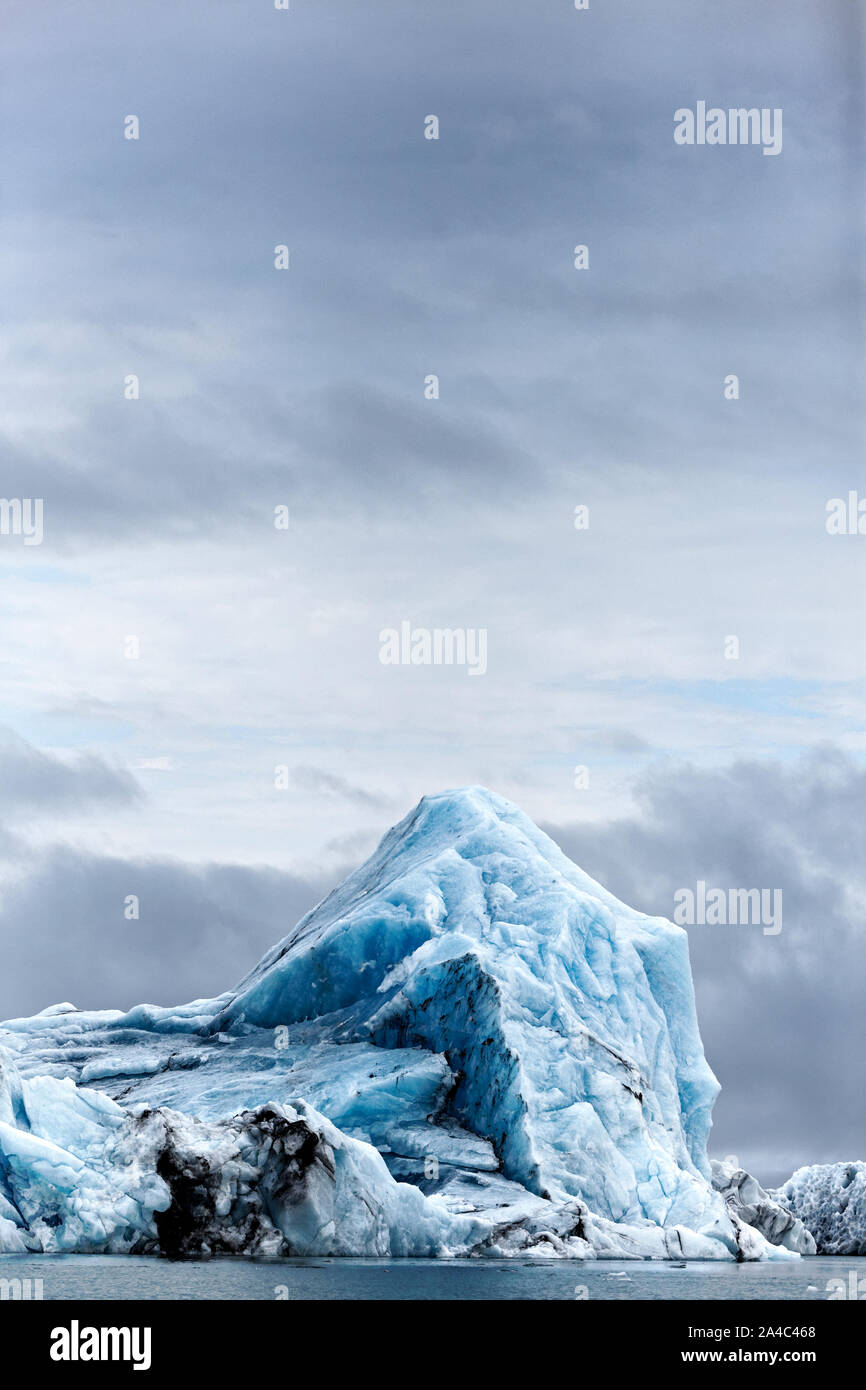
[0,787,810,1260]
[772,1163,866,1255]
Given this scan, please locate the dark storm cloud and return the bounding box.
[543,748,866,1185]
[0,848,342,1023]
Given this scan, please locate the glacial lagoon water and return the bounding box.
[0,1254,860,1301]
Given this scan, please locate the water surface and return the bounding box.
[0,1253,859,1300]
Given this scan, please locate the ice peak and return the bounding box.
[212,786,720,1222]
[383,784,536,855]
[0,786,795,1264]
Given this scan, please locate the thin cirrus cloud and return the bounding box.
[290,764,395,810]
[0,729,142,817]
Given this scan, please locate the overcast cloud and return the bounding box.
[0,0,863,1184]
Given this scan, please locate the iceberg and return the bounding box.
[0,787,802,1260]
[711,1158,816,1255]
[772,1163,866,1255]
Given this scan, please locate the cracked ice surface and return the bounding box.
[0,787,799,1259]
[772,1163,866,1255]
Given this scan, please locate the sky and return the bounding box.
[0,0,863,1186]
